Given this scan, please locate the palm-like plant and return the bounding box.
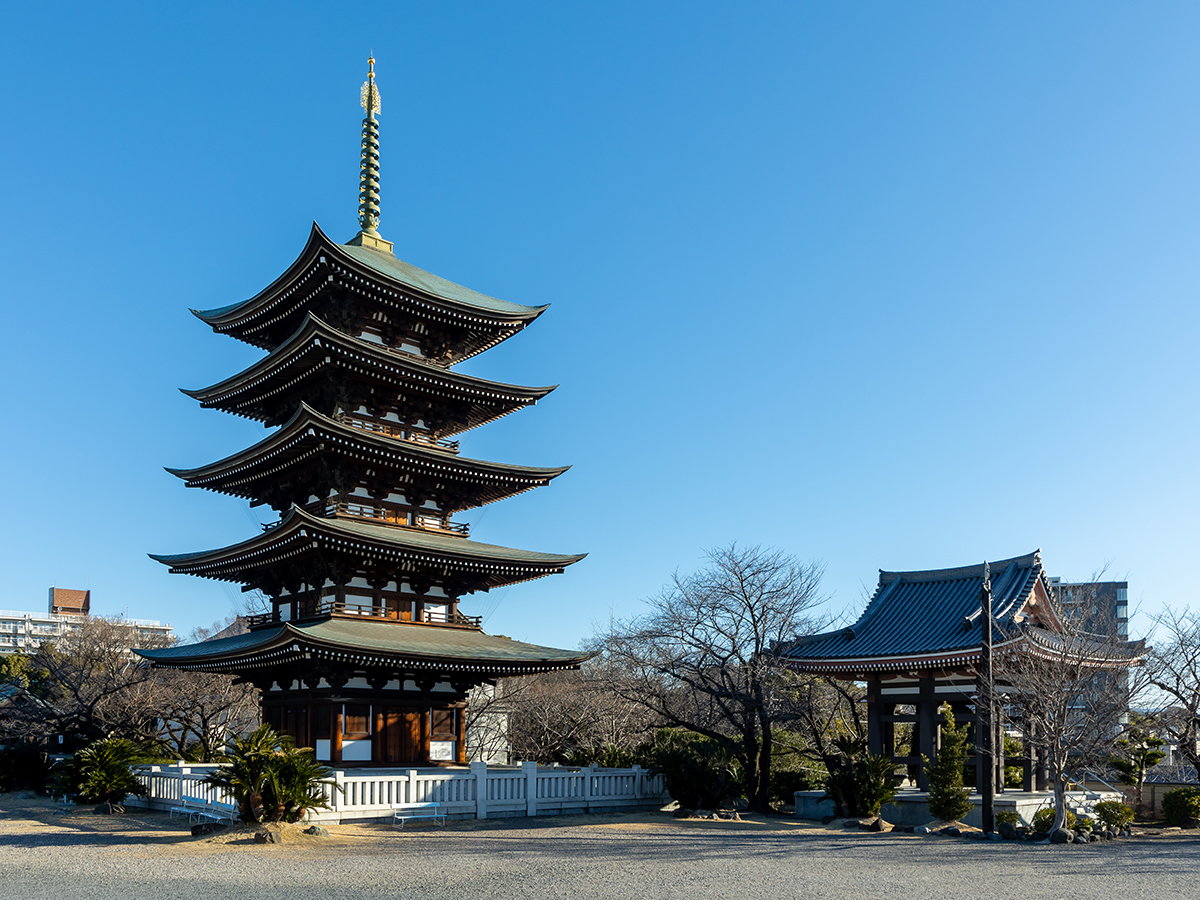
[204,725,337,823]
[52,737,148,807]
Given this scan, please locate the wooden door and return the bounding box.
[381,707,422,764]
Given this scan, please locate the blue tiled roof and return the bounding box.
[785,551,1043,663]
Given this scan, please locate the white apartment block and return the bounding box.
[0,588,172,655]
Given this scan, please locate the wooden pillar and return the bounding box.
[865,677,882,757]
[1035,735,1050,792]
[332,703,343,766]
[880,702,896,762]
[916,677,938,791]
[1022,727,1035,793]
[995,712,1006,794]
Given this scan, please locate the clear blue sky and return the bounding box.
[1,2,1197,649]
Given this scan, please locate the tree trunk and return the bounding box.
[754,714,773,814]
[1052,777,1068,833]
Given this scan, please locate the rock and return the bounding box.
[820,815,836,825]
[1181,816,1200,830]
[914,825,932,835]
[191,822,225,837]
[867,817,893,833]
[673,808,695,819]
[1120,829,1132,837]
[303,825,329,837]
[254,827,283,844]
[856,816,878,830]
[733,797,749,811]
[998,822,1019,841]
[10,790,37,800]
[1050,828,1074,844]
[966,830,987,841]
[93,803,117,815]
[939,826,961,837]
[1074,833,1090,844]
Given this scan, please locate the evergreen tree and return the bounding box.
[924,704,973,823]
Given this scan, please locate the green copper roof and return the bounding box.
[194,223,546,325]
[150,504,586,572]
[338,241,544,317]
[135,617,588,672]
[166,402,569,510]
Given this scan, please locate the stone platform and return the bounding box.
[795,788,1120,828]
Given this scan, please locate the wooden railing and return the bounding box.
[244,599,482,630]
[341,417,460,454]
[126,761,669,824]
[323,502,470,536]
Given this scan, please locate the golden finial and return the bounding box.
[357,55,383,241]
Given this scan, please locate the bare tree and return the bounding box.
[0,618,174,746]
[589,544,826,812]
[1143,606,1200,781]
[996,591,1145,832]
[0,617,259,759]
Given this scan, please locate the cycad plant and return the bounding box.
[52,737,148,807]
[204,725,337,823]
[822,735,899,817]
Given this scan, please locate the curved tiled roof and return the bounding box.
[135,617,588,674]
[165,402,569,510]
[148,504,586,589]
[785,552,1044,667]
[192,224,546,362]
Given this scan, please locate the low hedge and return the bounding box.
[1162,787,1200,827]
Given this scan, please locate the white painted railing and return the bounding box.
[126,760,668,823]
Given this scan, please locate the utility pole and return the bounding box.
[979,561,995,833]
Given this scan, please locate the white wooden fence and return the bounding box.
[125,760,669,823]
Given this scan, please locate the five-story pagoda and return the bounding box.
[137,59,587,767]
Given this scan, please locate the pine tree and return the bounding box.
[924,704,974,823]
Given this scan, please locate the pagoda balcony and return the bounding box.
[244,598,483,630]
[341,416,460,454]
[320,501,471,536]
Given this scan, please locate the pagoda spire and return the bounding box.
[352,55,393,253]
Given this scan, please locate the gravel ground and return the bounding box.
[1,797,1197,900]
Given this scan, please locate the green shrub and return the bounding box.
[647,731,740,810]
[203,725,336,823]
[1162,787,1200,827]
[995,809,1020,826]
[1075,815,1094,832]
[51,737,148,806]
[923,706,973,823]
[821,737,899,817]
[1093,800,1134,830]
[1032,806,1076,833]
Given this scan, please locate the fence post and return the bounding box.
[583,764,593,811]
[177,766,185,805]
[633,765,643,801]
[407,769,418,805]
[331,770,344,813]
[471,760,488,820]
[522,761,538,817]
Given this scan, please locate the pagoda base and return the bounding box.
[261,676,471,767]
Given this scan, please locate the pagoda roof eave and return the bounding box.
[180,312,554,408]
[149,505,586,584]
[165,402,570,503]
[192,224,547,360]
[134,618,589,675]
